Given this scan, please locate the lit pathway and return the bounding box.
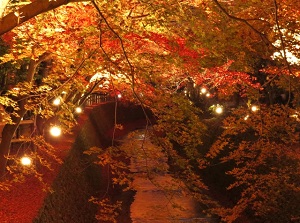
[120,129,212,223]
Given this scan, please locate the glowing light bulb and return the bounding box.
[215,106,223,114]
[244,115,250,120]
[117,94,122,99]
[53,98,61,106]
[206,93,211,97]
[251,105,258,112]
[50,126,62,137]
[20,156,32,166]
[201,88,207,94]
[75,107,82,113]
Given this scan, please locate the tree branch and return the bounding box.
[212,0,273,47]
[0,0,10,19]
[273,0,293,104]
[0,0,90,36]
[27,52,52,84]
[91,0,134,80]
[92,0,152,146]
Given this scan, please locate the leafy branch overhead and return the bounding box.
[0,0,299,222]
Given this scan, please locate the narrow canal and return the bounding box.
[119,129,213,223]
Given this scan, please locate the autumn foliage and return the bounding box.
[0,0,300,222]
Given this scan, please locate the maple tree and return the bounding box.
[0,2,99,179]
[207,104,300,222]
[0,0,299,222]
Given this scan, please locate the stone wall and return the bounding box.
[33,102,151,223]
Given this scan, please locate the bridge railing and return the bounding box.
[85,93,115,106]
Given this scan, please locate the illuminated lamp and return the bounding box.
[117,94,122,99]
[251,105,259,112]
[53,97,61,106]
[244,114,250,120]
[50,126,62,137]
[75,107,82,114]
[215,106,223,114]
[201,88,207,94]
[20,156,32,166]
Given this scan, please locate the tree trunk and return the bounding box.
[0,54,50,178]
[0,122,20,178]
[0,101,27,178]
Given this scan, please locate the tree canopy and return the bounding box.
[0,0,300,222]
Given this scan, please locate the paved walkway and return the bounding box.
[120,129,212,223]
